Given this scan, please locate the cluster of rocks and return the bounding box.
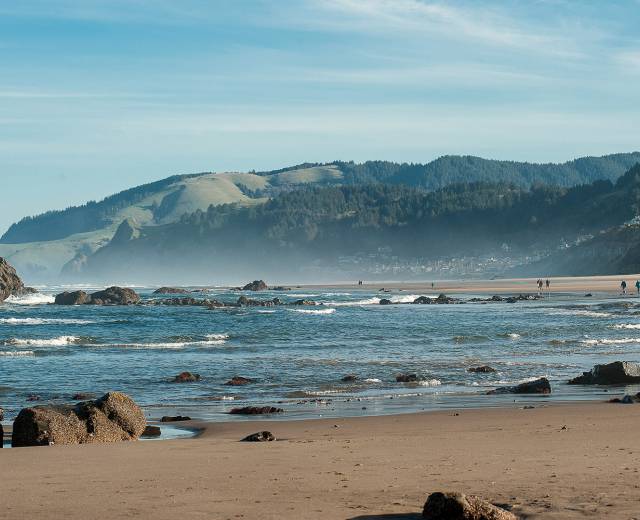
[152,287,191,294]
[172,371,201,383]
[148,297,226,308]
[0,257,35,303]
[55,286,140,305]
[229,406,283,415]
[469,294,542,304]
[379,293,543,306]
[487,377,551,395]
[241,431,276,442]
[11,392,146,447]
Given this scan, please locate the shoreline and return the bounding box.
[2,401,639,519]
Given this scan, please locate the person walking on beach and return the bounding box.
[621,280,627,295]
[635,280,640,295]
[537,279,543,295]
[545,279,550,295]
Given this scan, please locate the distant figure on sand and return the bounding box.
[636,280,640,295]
[537,279,543,295]
[546,279,550,292]
[621,280,627,295]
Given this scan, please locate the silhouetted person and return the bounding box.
[635,280,640,295]
[621,280,627,295]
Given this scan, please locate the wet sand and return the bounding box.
[2,402,640,519]
[299,274,640,295]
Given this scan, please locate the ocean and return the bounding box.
[2,287,640,425]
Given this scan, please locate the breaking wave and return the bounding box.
[4,293,55,305]
[5,335,83,346]
[612,324,640,329]
[581,337,640,345]
[0,317,95,325]
[0,350,35,357]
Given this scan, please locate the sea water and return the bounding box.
[1,288,640,424]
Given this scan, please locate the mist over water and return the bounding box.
[1,287,639,423]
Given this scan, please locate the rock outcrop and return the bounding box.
[224,376,254,386]
[89,286,140,305]
[0,422,3,448]
[241,431,275,442]
[153,287,190,294]
[422,491,516,520]
[237,296,281,307]
[55,290,90,305]
[396,373,419,383]
[229,406,283,415]
[54,286,140,305]
[172,372,201,383]
[12,391,146,447]
[379,298,393,305]
[0,257,32,302]
[160,415,191,422]
[568,361,640,385]
[487,377,551,395]
[242,280,268,291]
[413,294,457,305]
[468,366,497,373]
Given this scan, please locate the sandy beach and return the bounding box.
[2,402,640,519]
[300,274,640,295]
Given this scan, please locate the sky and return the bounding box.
[1,0,640,233]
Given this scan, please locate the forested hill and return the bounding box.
[77,164,640,282]
[3,152,639,245]
[333,152,640,189]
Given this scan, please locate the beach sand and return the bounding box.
[2,402,640,519]
[299,274,640,295]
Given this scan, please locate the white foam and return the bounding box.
[4,293,55,305]
[289,308,336,315]
[6,335,81,347]
[0,318,95,325]
[327,297,380,306]
[364,378,382,383]
[418,378,442,387]
[205,333,229,340]
[0,350,35,357]
[550,309,612,318]
[108,337,228,349]
[612,324,640,329]
[507,333,521,339]
[581,337,640,345]
[256,310,277,314]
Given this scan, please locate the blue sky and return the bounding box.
[1,0,639,233]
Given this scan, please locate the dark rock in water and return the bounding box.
[172,371,201,383]
[72,392,95,401]
[242,280,268,291]
[0,422,3,447]
[55,290,89,305]
[271,286,290,291]
[291,299,316,306]
[153,287,190,294]
[26,394,40,401]
[160,415,191,422]
[379,298,393,305]
[584,293,593,297]
[242,431,275,442]
[396,373,419,383]
[237,296,281,307]
[487,377,551,395]
[142,425,161,437]
[341,374,358,382]
[0,257,29,303]
[224,376,254,386]
[89,286,140,305]
[0,406,3,421]
[468,366,497,373]
[12,391,146,447]
[413,296,433,304]
[413,294,457,305]
[490,295,503,302]
[229,406,283,415]
[568,361,640,385]
[610,393,640,404]
[422,491,517,520]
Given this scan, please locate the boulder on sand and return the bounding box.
[242,280,268,291]
[11,391,146,447]
[422,491,516,520]
[568,361,640,385]
[487,377,551,395]
[241,431,275,442]
[55,290,89,305]
[160,415,191,422]
[142,425,161,437]
[229,406,283,415]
